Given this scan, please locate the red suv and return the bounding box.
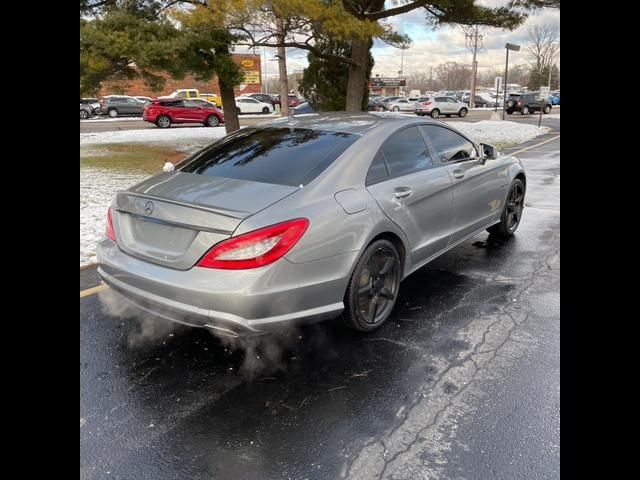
[143,98,225,128]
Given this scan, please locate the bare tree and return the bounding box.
[434,62,472,90]
[526,24,560,73]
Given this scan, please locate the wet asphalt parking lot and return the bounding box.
[80,117,559,480]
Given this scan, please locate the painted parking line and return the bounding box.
[509,135,560,156]
[80,284,109,298]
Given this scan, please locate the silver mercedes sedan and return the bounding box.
[97,112,526,337]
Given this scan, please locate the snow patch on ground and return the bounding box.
[80,167,149,265]
[80,127,228,146]
[454,120,550,146]
[81,117,144,123]
[544,114,560,119]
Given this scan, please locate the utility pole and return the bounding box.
[462,25,484,109]
[398,45,408,96]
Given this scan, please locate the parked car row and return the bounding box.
[82,91,303,120]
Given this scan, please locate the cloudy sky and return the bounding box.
[241,1,559,79]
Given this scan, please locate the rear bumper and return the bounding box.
[96,238,357,336]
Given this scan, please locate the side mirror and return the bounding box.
[480,143,497,160]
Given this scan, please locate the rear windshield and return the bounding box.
[179,127,359,187]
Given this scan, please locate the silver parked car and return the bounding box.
[97,113,526,337]
[415,96,468,118]
[386,98,416,112]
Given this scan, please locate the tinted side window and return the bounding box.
[380,127,432,177]
[180,127,358,187]
[159,100,183,107]
[421,125,477,163]
[435,97,446,102]
[365,151,390,186]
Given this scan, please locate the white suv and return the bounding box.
[414,96,468,119]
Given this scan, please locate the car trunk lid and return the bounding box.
[112,172,299,269]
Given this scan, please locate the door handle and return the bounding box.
[453,169,465,179]
[394,187,413,199]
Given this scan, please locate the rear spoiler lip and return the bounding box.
[114,209,233,236]
[116,191,248,220]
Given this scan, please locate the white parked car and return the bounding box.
[386,98,416,112]
[235,96,274,114]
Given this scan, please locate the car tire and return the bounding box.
[430,109,440,118]
[262,106,270,114]
[459,108,468,118]
[156,115,171,128]
[543,105,551,114]
[236,107,241,114]
[342,239,402,332]
[482,103,488,108]
[393,106,400,111]
[80,110,89,119]
[521,106,529,115]
[107,108,118,118]
[506,110,513,115]
[487,178,525,237]
[205,114,219,127]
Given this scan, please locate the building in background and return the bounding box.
[98,54,262,98]
[369,74,407,96]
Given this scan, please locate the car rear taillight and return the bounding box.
[517,100,523,104]
[197,218,309,269]
[422,101,432,105]
[105,207,116,241]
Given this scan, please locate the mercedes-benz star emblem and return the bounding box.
[144,201,154,215]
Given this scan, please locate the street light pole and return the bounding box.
[502,43,520,120]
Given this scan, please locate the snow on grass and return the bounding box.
[454,120,550,148]
[81,126,228,146]
[80,167,150,265]
[81,117,144,123]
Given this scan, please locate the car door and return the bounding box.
[447,97,460,113]
[181,99,206,121]
[365,125,455,265]
[421,124,509,243]
[530,93,542,112]
[236,98,248,113]
[168,99,189,120]
[247,98,262,112]
[434,97,448,114]
[124,98,142,115]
